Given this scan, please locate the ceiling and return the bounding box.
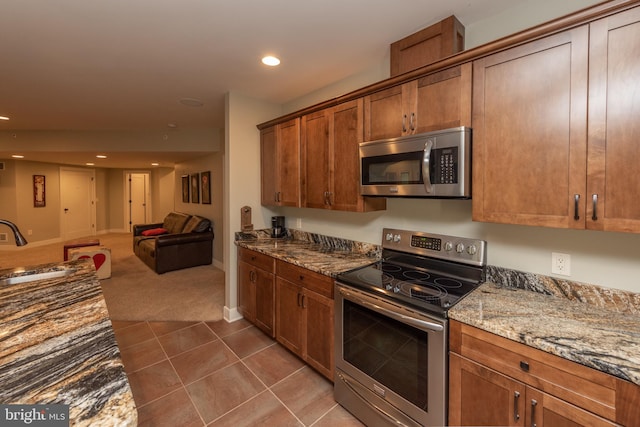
[0,0,517,168]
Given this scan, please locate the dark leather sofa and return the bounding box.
[133,211,213,274]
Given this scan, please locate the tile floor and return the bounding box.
[111,318,365,426]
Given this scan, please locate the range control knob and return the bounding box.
[393,286,400,293]
[467,244,477,256]
[385,284,393,291]
[393,234,401,243]
[385,233,394,241]
[444,241,454,252]
[456,243,465,253]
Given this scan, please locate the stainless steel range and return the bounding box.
[334,228,486,427]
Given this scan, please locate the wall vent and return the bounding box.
[0,161,5,171]
[0,233,8,242]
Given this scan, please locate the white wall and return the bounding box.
[224,0,640,299]
[224,92,281,321]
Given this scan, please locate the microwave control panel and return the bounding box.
[431,147,458,184]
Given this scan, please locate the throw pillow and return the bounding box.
[141,227,168,236]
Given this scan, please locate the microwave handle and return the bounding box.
[422,138,434,193]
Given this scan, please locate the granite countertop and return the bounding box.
[235,229,379,277]
[450,282,640,387]
[0,260,137,426]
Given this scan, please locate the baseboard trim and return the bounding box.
[224,307,243,323]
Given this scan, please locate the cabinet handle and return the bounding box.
[402,114,408,133]
[249,270,256,282]
[520,360,529,372]
[301,294,307,308]
[297,292,302,307]
[530,399,538,427]
[592,194,598,221]
[574,194,580,220]
[299,275,304,281]
[513,391,520,422]
[409,112,416,131]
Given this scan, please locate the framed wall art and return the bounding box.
[181,175,190,203]
[191,173,200,203]
[201,171,211,204]
[33,175,46,207]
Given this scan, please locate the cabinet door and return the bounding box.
[364,84,405,140]
[331,98,385,212]
[303,289,334,380]
[237,260,256,324]
[526,388,618,427]
[413,63,472,134]
[449,353,525,426]
[587,6,640,232]
[301,110,330,209]
[260,126,278,206]
[275,278,304,356]
[472,26,589,229]
[277,118,301,207]
[254,268,275,337]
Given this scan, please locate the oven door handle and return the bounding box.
[338,287,444,333]
[422,138,434,194]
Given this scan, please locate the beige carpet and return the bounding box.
[0,233,225,322]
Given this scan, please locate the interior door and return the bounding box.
[60,168,96,240]
[127,172,150,231]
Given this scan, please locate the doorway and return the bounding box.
[126,172,151,232]
[60,167,96,240]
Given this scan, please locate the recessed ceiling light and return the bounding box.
[11,154,24,158]
[151,162,159,166]
[96,155,107,159]
[0,116,9,121]
[167,123,177,128]
[180,98,204,107]
[86,162,95,166]
[262,56,280,66]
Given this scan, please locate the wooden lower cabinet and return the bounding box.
[275,261,334,380]
[449,320,638,426]
[237,248,275,337]
[450,353,617,427]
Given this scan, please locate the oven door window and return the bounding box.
[361,152,424,185]
[343,299,428,410]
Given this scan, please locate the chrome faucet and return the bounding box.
[0,219,28,246]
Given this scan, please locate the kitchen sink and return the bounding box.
[0,269,75,285]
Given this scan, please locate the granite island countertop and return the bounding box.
[235,229,379,277]
[450,281,640,387]
[0,260,137,426]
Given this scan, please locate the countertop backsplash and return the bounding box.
[487,265,640,315]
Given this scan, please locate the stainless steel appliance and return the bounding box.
[271,215,286,238]
[359,127,471,198]
[334,228,486,427]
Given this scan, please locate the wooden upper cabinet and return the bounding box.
[364,62,472,141]
[260,118,301,207]
[260,125,278,207]
[472,26,589,229]
[301,99,385,212]
[390,15,465,77]
[587,6,640,232]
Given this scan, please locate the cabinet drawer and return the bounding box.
[450,320,617,421]
[238,247,275,272]
[276,260,333,299]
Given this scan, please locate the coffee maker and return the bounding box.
[271,216,286,238]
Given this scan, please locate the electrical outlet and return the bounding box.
[296,218,302,229]
[551,252,571,276]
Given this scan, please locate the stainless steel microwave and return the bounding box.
[359,127,471,198]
